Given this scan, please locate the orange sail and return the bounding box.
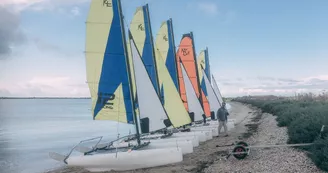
[176,33,211,117]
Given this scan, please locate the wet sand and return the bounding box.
[46,102,321,173]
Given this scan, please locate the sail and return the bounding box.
[130,4,159,94]
[212,75,224,106]
[197,48,211,83]
[202,69,220,113]
[155,19,179,90]
[129,31,167,132]
[180,62,204,122]
[196,49,212,117]
[176,33,211,117]
[154,47,192,127]
[85,0,134,123]
[126,39,140,121]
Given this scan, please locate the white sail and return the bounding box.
[212,75,224,105]
[180,62,204,122]
[129,33,167,132]
[202,69,220,112]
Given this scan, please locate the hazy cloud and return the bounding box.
[215,75,328,97]
[0,7,26,59]
[196,1,218,16]
[0,0,89,12]
[70,6,80,16]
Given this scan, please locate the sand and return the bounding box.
[46,102,323,173]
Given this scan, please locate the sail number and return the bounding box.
[98,93,115,109]
[103,0,112,7]
[181,48,190,56]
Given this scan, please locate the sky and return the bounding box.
[0,0,327,97]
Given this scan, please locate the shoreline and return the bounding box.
[46,102,322,173]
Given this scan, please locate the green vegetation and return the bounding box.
[233,93,328,171]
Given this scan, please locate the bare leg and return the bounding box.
[218,121,223,135]
[223,120,228,136]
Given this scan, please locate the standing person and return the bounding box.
[217,102,229,137]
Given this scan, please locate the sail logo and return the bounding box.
[163,35,168,42]
[103,0,112,7]
[201,60,205,68]
[181,48,190,56]
[138,24,144,31]
[97,93,115,109]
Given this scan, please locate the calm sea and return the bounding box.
[0,99,135,173]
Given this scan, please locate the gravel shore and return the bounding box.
[46,102,324,173]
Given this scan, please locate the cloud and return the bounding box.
[215,75,328,97]
[70,6,80,16]
[0,76,89,97]
[196,1,218,16]
[0,7,26,60]
[0,0,89,13]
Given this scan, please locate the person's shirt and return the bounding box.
[217,107,229,121]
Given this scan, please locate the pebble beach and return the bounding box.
[46,102,323,173]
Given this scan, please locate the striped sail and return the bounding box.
[130,4,159,94]
[154,20,192,127]
[176,33,211,117]
[85,0,134,123]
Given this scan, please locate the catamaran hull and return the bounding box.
[172,131,210,142]
[149,136,199,147]
[67,147,183,172]
[191,127,218,137]
[142,140,193,154]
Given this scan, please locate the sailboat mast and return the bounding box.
[145,4,161,96]
[169,18,180,93]
[190,32,204,111]
[118,0,141,145]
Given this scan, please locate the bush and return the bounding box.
[309,137,328,171]
[233,96,328,172]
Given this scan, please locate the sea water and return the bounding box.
[0,99,135,173]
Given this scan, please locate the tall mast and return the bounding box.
[145,4,161,96]
[118,0,140,145]
[169,18,180,92]
[190,32,204,111]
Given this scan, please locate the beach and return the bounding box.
[46,102,322,173]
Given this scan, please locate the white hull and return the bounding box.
[67,147,183,172]
[149,136,199,147]
[191,127,218,137]
[172,131,210,142]
[142,141,193,154]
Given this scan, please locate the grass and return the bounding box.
[232,93,328,172]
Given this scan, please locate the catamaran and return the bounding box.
[48,0,192,171]
[124,5,214,141]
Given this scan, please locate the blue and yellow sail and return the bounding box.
[85,0,134,123]
[155,19,179,91]
[130,4,160,94]
[155,19,192,127]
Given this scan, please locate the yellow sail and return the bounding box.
[155,20,192,127]
[85,0,134,123]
